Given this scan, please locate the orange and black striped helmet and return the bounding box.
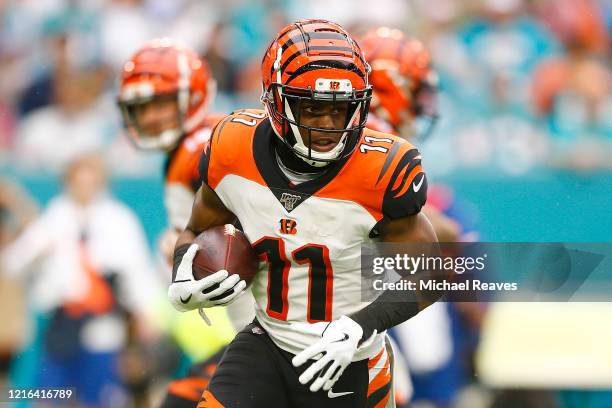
[118,38,216,150]
[360,28,439,140]
[261,19,372,166]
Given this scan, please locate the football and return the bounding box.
[192,224,259,285]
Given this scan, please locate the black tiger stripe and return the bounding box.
[376,140,400,185]
[280,35,306,51]
[211,114,233,147]
[285,60,366,85]
[198,115,232,186]
[366,380,391,408]
[276,26,298,42]
[387,148,421,193]
[277,45,360,78]
[305,31,348,41]
[280,32,350,52]
[279,47,305,74]
[278,19,341,43]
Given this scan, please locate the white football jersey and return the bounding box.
[200,110,427,360]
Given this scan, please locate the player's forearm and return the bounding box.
[175,227,197,249]
[173,184,235,260]
[350,212,442,338]
[172,229,196,282]
[349,296,421,339]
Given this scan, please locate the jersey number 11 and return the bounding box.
[253,237,333,323]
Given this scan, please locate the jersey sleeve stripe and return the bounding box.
[393,164,423,199]
[212,115,233,147]
[391,164,408,191]
[375,141,401,185]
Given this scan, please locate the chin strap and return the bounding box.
[274,139,330,174]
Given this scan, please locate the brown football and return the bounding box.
[192,224,258,285]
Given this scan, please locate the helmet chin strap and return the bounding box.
[133,127,182,150]
[283,98,362,168]
[274,139,327,174]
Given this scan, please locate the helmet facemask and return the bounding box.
[118,90,186,151]
[263,82,372,167]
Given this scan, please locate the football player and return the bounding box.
[361,27,439,142]
[169,20,439,407]
[361,27,459,243]
[117,39,254,408]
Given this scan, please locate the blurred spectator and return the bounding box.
[530,0,611,170]
[457,0,560,113]
[534,0,609,55]
[16,0,104,116]
[99,0,155,73]
[99,0,218,73]
[288,0,409,27]
[1,153,162,407]
[0,179,38,386]
[12,63,116,172]
[0,52,24,155]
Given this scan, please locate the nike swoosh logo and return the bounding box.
[330,333,349,343]
[180,294,192,304]
[413,174,424,192]
[328,390,354,398]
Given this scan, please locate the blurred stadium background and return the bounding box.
[0,0,610,407]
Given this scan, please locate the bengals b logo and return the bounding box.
[279,219,297,235]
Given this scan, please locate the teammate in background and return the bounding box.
[118,38,221,233]
[361,27,459,243]
[362,28,480,408]
[360,28,440,143]
[169,19,439,407]
[117,39,254,408]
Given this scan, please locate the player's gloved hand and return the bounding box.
[291,316,377,393]
[168,244,247,313]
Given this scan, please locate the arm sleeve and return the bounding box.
[349,292,421,340]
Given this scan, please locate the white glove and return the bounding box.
[168,244,247,313]
[291,316,377,393]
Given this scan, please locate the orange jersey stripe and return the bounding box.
[167,377,208,401]
[393,164,423,199]
[199,390,225,408]
[368,348,385,370]
[368,354,391,397]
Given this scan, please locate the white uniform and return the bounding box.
[199,109,427,360]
